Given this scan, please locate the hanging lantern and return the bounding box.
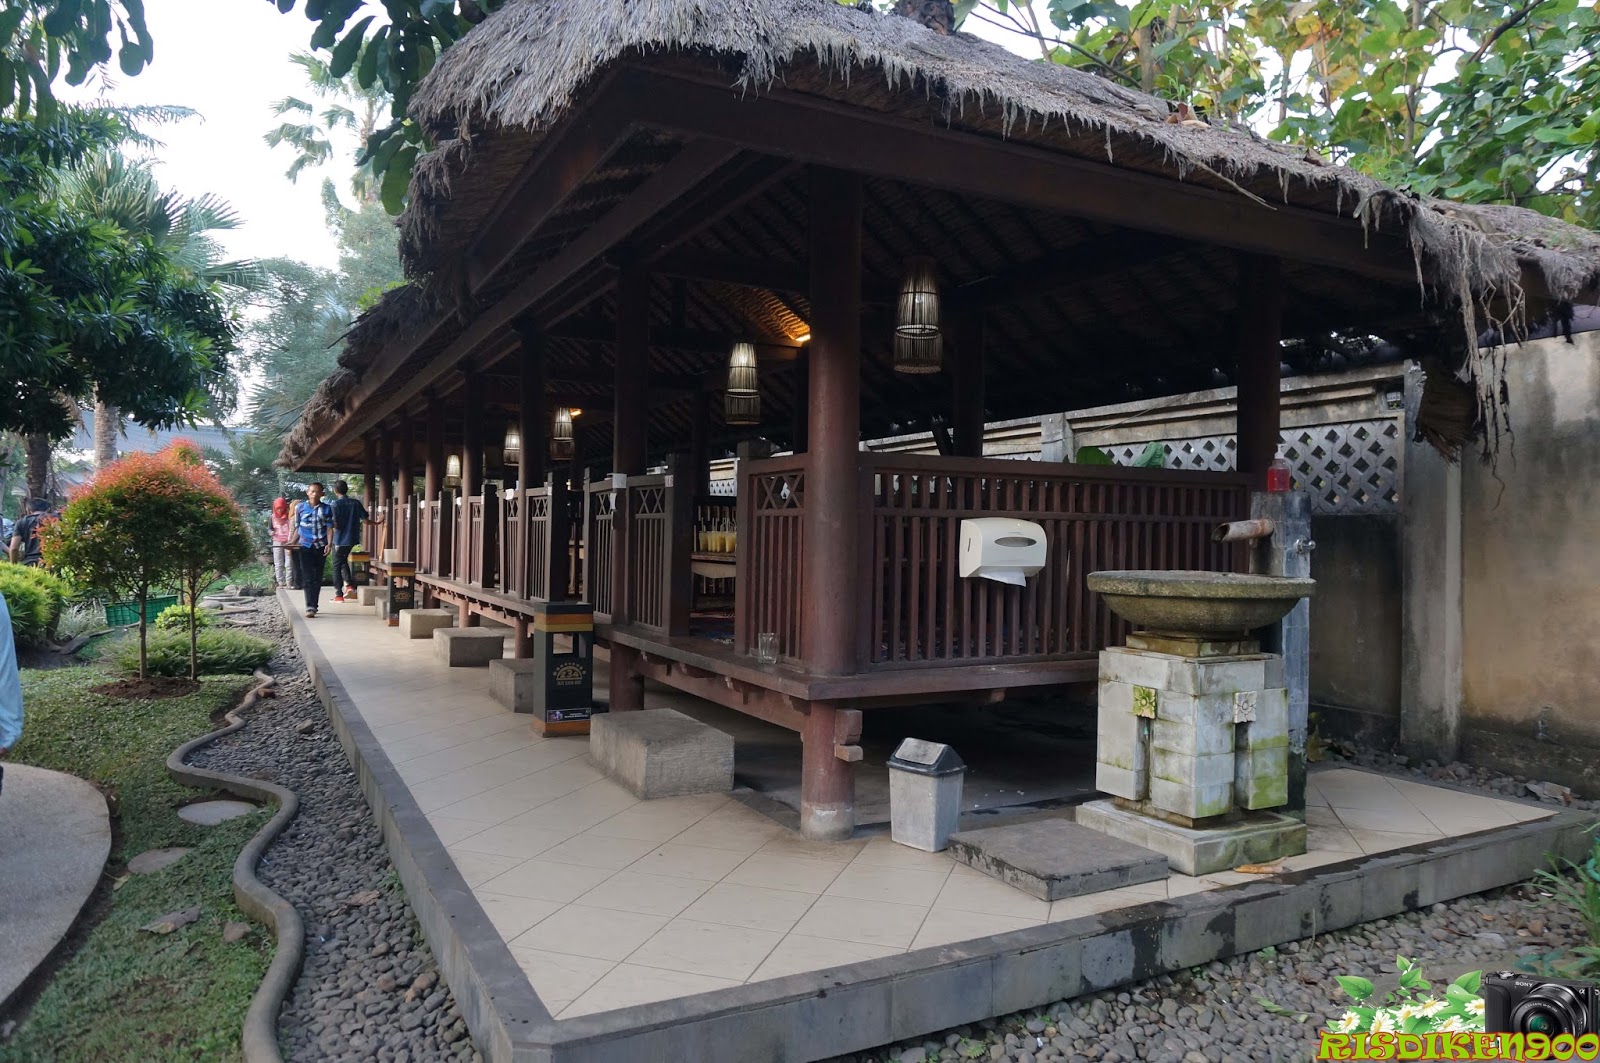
[893,331,944,375]
[502,424,521,466]
[726,342,759,395]
[895,257,940,339]
[443,453,462,489]
[724,392,761,427]
[550,407,575,462]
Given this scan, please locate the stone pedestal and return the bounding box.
[370,589,389,620]
[400,608,455,640]
[590,709,733,799]
[358,585,385,607]
[1075,800,1305,877]
[948,819,1168,900]
[433,627,505,667]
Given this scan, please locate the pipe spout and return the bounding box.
[1213,518,1276,543]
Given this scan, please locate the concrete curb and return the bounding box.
[165,667,303,1063]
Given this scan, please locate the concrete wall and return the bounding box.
[1457,330,1600,788]
[1309,514,1402,745]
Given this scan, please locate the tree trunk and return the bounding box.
[93,395,119,470]
[25,433,50,501]
[189,593,200,682]
[138,583,149,679]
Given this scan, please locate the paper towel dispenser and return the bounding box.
[958,517,1047,586]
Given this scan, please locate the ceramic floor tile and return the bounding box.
[577,870,714,918]
[910,908,1041,951]
[532,780,641,833]
[584,795,731,842]
[671,817,786,854]
[474,891,562,941]
[407,772,500,814]
[431,789,547,828]
[560,963,742,1017]
[1333,805,1439,835]
[451,818,574,860]
[1504,804,1558,823]
[427,815,491,845]
[537,833,660,871]
[507,947,616,1012]
[511,905,668,961]
[626,918,785,981]
[1305,806,1343,828]
[849,837,959,873]
[478,858,617,903]
[1292,849,1365,871]
[676,881,821,933]
[1425,813,1519,838]
[446,848,526,888]
[1348,828,1442,855]
[788,894,931,949]
[1163,875,1214,898]
[824,864,952,908]
[930,868,1052,920]
[479,764,604,810]
[748,934,902,982]
[627,842,751,883]
[1313,773,1401,811]
[1306,824,1364,854]
[755,834,869,864]
[725,853,852,895]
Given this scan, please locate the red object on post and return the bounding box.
[1266,457,1292,493]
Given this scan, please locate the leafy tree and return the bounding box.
[266,50,390,201]
[0,2,153,116]
[162,440,256,680]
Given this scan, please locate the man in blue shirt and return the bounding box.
[296,482,335,617]
[328,479,370,603]
[0,591,23,797]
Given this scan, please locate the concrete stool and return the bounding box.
[400,608,455,640]
[591,709,733,799]
[357,585,385,607]
[489,658,540,712]
[370,589,389,619]
[434,627,505,667]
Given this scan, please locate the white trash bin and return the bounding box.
[887,738,967,852]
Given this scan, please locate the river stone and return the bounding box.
[128,846,193,874]
[177,799,257,825]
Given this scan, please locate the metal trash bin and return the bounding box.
[531,601,601,735]
[887,738,967,852]
[386,562,417,627]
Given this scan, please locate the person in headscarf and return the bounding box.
[0,591,23,798]
[269,497,297,589]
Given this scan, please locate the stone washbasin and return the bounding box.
[1086,570,1315,638]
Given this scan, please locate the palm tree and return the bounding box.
[265,51,389,203]
[54,153,263,469]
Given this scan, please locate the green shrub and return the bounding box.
[154,604,217,633]
[0,561,71,645]
[115,628,273,678]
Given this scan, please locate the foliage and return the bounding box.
[1074,445,1114,464]
[0,561,69,645]
[0,109,238,442]
[115,627,274,678]
[41,442,250,678]
[1320,956,1485,1035]
[266,50,391,201]
[0,2,153,118]
[2,666,267,1062]
[1132,441,1168,467]
[1531,824,1600,979]
[155,603,217,633]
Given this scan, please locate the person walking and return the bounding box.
[0,591,23,798]
[268,497,296,589]
[328,480,369,603]
[7,498,50,567]
[296,483,335,618]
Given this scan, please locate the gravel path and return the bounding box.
[186,600,481,1063]
[829,752,1592,1063]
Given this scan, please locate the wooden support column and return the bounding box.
[950,311,986,457]
[790,349,810,454]
[361,435,376,547]
[609,259,650,711]
[460,368,484,609]
[377,425,393,557]
[689,390,710,500]
[1235,254,1285,487]
[397,410,415,560]
[516,323,546,607]
[799,167,862,842]
[424,393,443,503]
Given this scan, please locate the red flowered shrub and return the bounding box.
[42,441,255,679]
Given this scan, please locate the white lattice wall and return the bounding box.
[1104,419,1402,515]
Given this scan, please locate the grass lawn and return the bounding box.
[0,659,273,1063]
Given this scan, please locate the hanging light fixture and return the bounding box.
[502,424,521,466]
[443,453,462,489]
[550,407,575,461]
[726,342,759,395]
[894,256,943,374]
[724,392,761,427]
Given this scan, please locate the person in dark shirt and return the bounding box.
[8,498,51,567]
[328,479,369,602]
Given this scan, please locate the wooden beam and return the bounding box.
[546,321,801,353]
[424,392,443,503]
[614,259,650,475]
[652,250,900,304]
[950,311,986,457]
[1235,254,1285,486]
[954,232,1186,309]
[516,322,546,492]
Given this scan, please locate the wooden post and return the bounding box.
[377,425,393,557]
[517,323,545,601]
[798,167,862,842]
[361,435,376,547]
[689,390,710,500]
[397,410,414,560]
[424,392,442,576]
[665,452,693,636]
[950,311,986,457]
[1235,254,1284,487]
[609,259,650,711]
[460,367,484,585]
[790,349,810,454]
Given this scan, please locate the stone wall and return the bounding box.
[1308,514,1402,745]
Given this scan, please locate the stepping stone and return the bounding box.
[177,800,257,826]
[947,818,1169,902]
[433,627,505,667]
[128,847,192,875]
[371,589,390,619]
[591,708,733,799]
[400,608,455,640]
[357,585,385,607]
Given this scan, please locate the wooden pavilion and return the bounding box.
[281,0,1600,840]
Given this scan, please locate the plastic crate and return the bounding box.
[104,595,178,627]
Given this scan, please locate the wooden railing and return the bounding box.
[626,476,670,631]
[500,489,522,595]
[585,481,616,622]
[859,456,1251,667]
[734,457,807,662]
[463,495,501,587]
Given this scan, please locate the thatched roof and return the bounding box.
[402,0,1598,306]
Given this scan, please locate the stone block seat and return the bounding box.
[369,589,390,619]
[433,627,505,667]
[400,608,455,640]
[357,585,385,607]
[489,658,541,712]
[591,709,733,799]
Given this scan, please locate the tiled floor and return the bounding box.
[294,594,1555,1019]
